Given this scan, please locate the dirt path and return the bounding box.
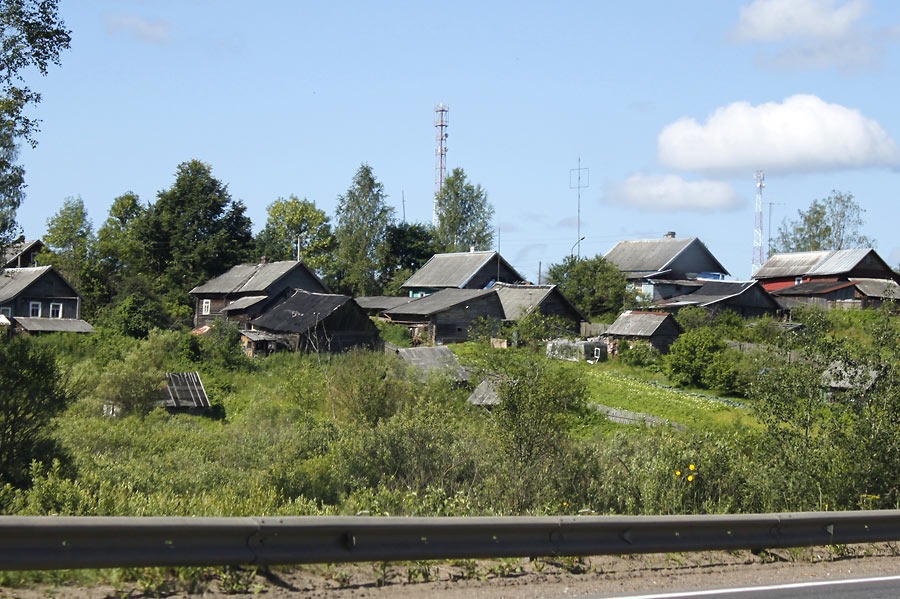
[5,544,900,598]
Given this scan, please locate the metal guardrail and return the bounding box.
[2,511,900,570]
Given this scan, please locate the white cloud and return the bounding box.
[105,14,171,44]
[658,95,900,175]
[734,0,866,42]
[606,174,742,212]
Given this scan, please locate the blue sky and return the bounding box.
[16,0,900,282]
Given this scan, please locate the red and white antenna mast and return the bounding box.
[752,170,765,275]
[434,103,449,226]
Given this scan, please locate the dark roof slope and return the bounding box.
[250,290,352,333]
[656,280,759,306]
[384,288,496,318]
[401,251,523,289]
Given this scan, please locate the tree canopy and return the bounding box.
[0,0,70,253]
[328,164,395,296]
[546,254,627,320]
[255,195,333,269]
[772,190,874,254]
[433,167,494,253]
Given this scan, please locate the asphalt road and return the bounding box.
[593,574,900,599]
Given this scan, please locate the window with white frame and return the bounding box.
[50,303,63,318]
[29,302,41,317]
[0,307,10,317]
[202,299,211,315]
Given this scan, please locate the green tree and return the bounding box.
[0,337,70,486]
[137,160,253,301]
[91,192,148,306]
[546,254,627,320]
[39,196,94,291]
[433,167,494,253]
[254,195,333,269]
[772,190,874,253]
[328,164,394,296]
[381,221,434,295]
[0,0,70,252]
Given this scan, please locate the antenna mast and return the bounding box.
[434,103,449,226]
[752,170,765,275]
[569,158,589,259]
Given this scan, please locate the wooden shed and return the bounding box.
[604,310,683,354]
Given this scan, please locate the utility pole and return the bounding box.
[569,158,589,260]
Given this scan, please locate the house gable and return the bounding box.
[400,251,524,296]
[0,266,83,321]
[605,237,729,281]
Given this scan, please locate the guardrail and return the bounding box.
[2,511,900,570]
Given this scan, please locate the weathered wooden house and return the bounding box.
[189,260,329,328]
[0,266,93,335]
[652,280,782,318]
[383,288,504,344]
[604,234,730,300]
[772,278,900,310]
[753,249,898,293]
[249,289,381,353]
[604,310,683,354]
[400,250,524,298]
[2,239,44,268]
[493,282,586,333]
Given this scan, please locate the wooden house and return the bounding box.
[652,280,782,318]
[492,282,586,333]
[383,288,504,344]
[249,289,381,353]
[189,260,329,328]
[753,249,898,292]
[604,310,683,354]
[400,250,524,298]
[604,234,730,301]
[2,239,44,268]
[0,266,93,335]
[773,278,900,310]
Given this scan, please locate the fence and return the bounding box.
[2,511,900,571]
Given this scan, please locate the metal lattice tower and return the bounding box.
[434,103,449,226]
[752,170,765,275]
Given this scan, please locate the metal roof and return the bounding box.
[220,295,268,312]
[754,249,878,279]
[12,317,94,333]
[0,267,56,302]
[655,280,764,307]
[250,289,352,333]
[189,261,321,295]
[400,251,523,289]
[773,280,857,296]
[850,278,900,299]
[158,372,210,409]
[605,311,679,337]
[384,288,496,318]
[605,238,695,273]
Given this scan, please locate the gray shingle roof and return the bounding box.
[754,249,878,279]
[604,238,696,275]
[0,266,54,302]
[401,251,522,289]
[492,282,586,321]
[605,311,678,337]
[384,288,496,317]
[655,280,763,307]
[850,278,900,299]
[189,261,320,295]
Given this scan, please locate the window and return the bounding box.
[201,299,211,315]
[795,276,803,285]
[50,303,63,318]
[0,307,10,318]
[29,302,41,317]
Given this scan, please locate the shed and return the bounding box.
[157,372,211,412]
[250,289,381,353]
[604,310,683,354]
[383,288,504,344]
[493,282,586,333]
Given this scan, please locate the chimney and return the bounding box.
[664,231,676,239]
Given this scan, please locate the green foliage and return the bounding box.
[432,167,494,253]
[39,195,94,291]
[254,195,334,268]
[381,221,435,291]
[513,310,574,346]
[546,254,627,320]
[325,350,411,425]
[665,327,725,388]
[373,318,413,347]
[0,337,71,486]
[772,190,874,253]
[618,340,660,369]
[328,163,394,296]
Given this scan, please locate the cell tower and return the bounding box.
[434,103,449,226]
[752,170,765,275]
